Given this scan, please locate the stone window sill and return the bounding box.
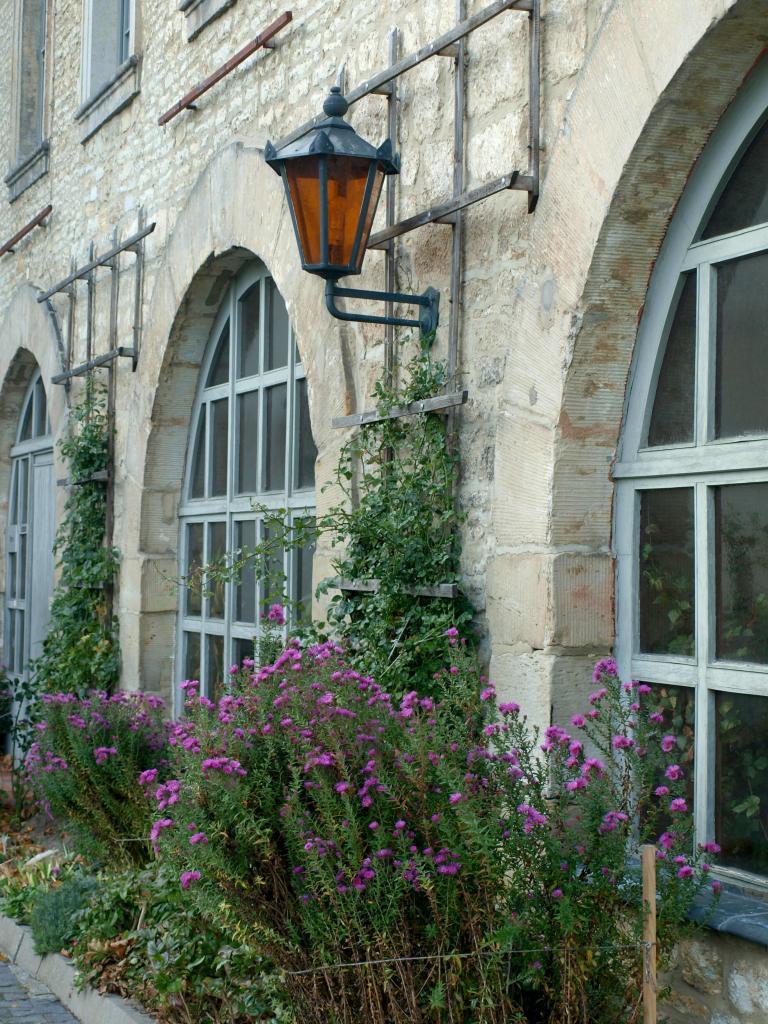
[690,885,768,948]
[4,143,49,202]
[179,0,237,41]
[75,55,141,144]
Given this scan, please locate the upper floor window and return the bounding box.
[616,84,768,883]
[16,0,47,164]
[177,264,317,706]
[83,0,133,99]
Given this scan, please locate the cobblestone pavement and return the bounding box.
[0,961,79,1023]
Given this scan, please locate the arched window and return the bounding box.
[177,264,316,702]
[5,368,55,692]
[616,71,768,882]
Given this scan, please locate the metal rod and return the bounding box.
[337,578,458,599]
[384,27,399,387]
[368,172,522,249]
[158,11,292,125]
[271,0,532,151]
[105,229,119,626]
[332,389,468,429]
[65,256,76,378]
[37,222,156,302]
[449,0,466,386]
[51,347,136,384]
[131,207,146,369]
[527,0,541,212]
[326,280,440,336]
[0,204,52,257]
[85,241,95,365]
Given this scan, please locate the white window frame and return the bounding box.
[175,263,316,712]
[615,59,768,890]
[4,370,52,693]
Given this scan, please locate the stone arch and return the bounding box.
[0,286,67,607]
[121,141,356,694]
[490,0,768,722]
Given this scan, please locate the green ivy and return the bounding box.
[31,380,119,695]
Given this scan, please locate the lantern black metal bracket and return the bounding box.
[325,280,440,337]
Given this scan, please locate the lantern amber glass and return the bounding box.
[326,156,384,272]
[285,157,322,266]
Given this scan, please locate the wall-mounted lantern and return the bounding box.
[265,87,440,338]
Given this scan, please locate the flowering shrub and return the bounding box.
[27,691,170,868]
[154,642,715,1023]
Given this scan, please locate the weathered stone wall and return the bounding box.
[1,3,768,1018]
[664,933,768,1023]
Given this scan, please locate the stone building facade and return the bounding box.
[1,0,767,1018]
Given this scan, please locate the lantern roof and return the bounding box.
[265,87,400,174]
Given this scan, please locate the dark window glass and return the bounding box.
[206,634,224,701]
[647,273,696,447]
[644,683,695,834]
[189,410,206,499]
[716,692,768,875]
[715,253,768,438]
[19,400,33,442]
[265,278,289,370]
[639,488,695,657]
[238,284,260,378]
[293,518,316,623]
[18,533,26,600]
[184,632,201,683]
[18,460,28,523]
[263,384,287,491]
[206,321,230,388]
[237,391,259,494]
[206,522,226,619]
[702,120,768,239]
[9,464,18,527]
[185,523,203,616]
[295,378,317,489]
[8,611,16,673]
[261,524,285,612]
[715,483,768,665]
[8,552,16,601]
[33,378,47,438]
[233,636,255,668]
[210,399,229,497]
[235,520,256,624]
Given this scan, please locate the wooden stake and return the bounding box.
[641,844,657,1024]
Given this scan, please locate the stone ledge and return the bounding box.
[75,56,142,144]
[179,0,238,41]
[4,143,50,202]
[0,912,156,1024]
[690,887,768,949]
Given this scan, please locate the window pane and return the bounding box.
[293,518,316,623]
[237,391,259,494]
[647,273,696,447]
[715,252,768,438]
[263,384,287,491]
[233,636,255,669]
[206,522,226,619]
[184,632,201,682]
[185,523,203,616]
[210,399,229,497]
[189,410,206,499]
[16,612,24,674]
[18,460,28,523]
[33,378,47,438]
[238,284,260,378]
[18,0,45,162]
[8,611,16,673]
[265,278,289,370]
[261,523,285,612]
[715,483,768,665]
[206,633,224,701]
[645,683,695,832]
[294,378,317,490]
[18,533,26,600]
[88,0,124,94]
[206,321,230,388]
[716,692,768,875]
[19,400,33,442]
[639,489,695,657]
[702,119,768,239]
[8,552,17,601]
[235,520,256,623]
[10,464,18,527]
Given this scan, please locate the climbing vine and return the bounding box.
[31,380,119,696]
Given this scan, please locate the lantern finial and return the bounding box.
[323,87,349,119]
